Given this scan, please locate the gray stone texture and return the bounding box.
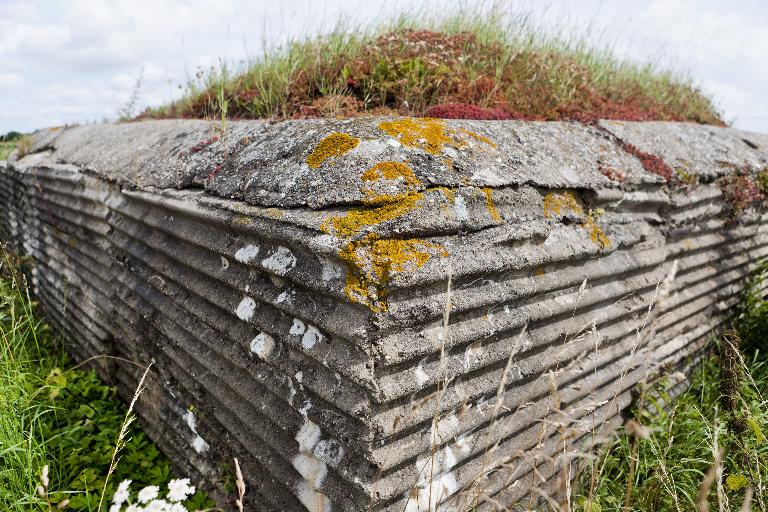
[2,117,767,511]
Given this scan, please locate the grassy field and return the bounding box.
[143,9,721,125]
[0,141,17,160]
[0,248,212,511]
[574,266,768,512]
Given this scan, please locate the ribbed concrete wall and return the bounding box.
[1,118,767,511]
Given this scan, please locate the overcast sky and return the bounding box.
[1,0,767,134]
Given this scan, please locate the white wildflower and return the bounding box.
[138,485,160,504]
[126,505,144,512]
[145,499,171,512]
[169,504,188,512]
[109,505,121,512]
[113,480,132,506]
[167,478,195,502]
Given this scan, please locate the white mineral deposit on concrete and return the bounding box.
[262,246,297,275]
[294,413,332,512]
[184,410,210,454]
[235,296,257,321]
[302,325,323,350]
[250,332,275,359]
[235,244,260,263]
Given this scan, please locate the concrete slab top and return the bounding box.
[20,117,767,211]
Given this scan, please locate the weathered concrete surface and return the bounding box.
[2,117,767,511]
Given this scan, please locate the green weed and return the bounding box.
[0,247,212,511]
[576,262,768,511]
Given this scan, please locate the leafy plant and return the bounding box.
[735,260,768,353]
[0,247,213,511]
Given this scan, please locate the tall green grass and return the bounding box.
[576,264,768,512]
[0,248,211,511]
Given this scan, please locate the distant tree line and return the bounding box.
[1,132,22,142]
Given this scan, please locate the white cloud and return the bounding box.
[0,0,766,133]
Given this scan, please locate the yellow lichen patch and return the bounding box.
[460,128,497,149]
[482,187,502,223]
[584,215,611,249]
[543,191,584,218]
[265,207,285,219]
[360,161,422,205]
[378,118,455,154]
[533,267,546,277]
[306,132,360,169]
[322,192,423,237]
[362,161,420,186]
[340,234,446,313]
[543,191,610,249]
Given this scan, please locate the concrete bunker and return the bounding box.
[1,117,767,511]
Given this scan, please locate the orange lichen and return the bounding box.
[533,267,546,277]
[542,191,611,249]
[322,176,447,312]
[482,187,502,223]
[340,234,446,313]
[459,128,497,148]
[306,132,360,169]
[322,192,423,237]
[543,190,583,218]
[360,161,422,205]
[378,118,455,154]
[377,117,496,156]
[584,216,611,249]
[361,161,419,185]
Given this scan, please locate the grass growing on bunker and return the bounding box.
[142,7,722,124]
[573,265,768,512]
[0,248,212,511]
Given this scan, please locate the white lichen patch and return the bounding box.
[470,167,506,186]
[250,332,275,359]
[235,244,260,263]
[414,363,430,386]
[454,194,469,221]
[184,410,210,454]
[290,318,306,336]
[235,296,257,321]
[301,325,324,350]
[262,246,297,275]
[294,414,332,512]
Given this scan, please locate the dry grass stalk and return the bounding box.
[234,457,246,512]
[697,445,727,512]
[96,362,153,511]
[741,486,754,512]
